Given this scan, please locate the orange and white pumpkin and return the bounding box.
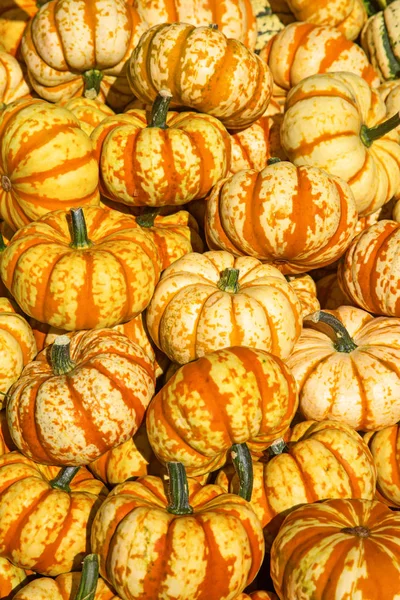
[0,50,31,106]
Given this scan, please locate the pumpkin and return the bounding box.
[315,272,353,309]
[0,452,106,575]
[128,0,257,50]
[225,420,376,528]
[364,424,400,506]
[0,206,161,330]
[261,22,379,92]
[91,464,265,600]
[270,498,400,600]
[250,0,285,51]
[146,251,303,364]
[286,306,400,431]
[128,22,273,130]
[0,409,15,454]
[21,0,147,109]
[0,294,36,407]
[0,557,30,598]
[281,72,400,216]
[92,91,232,207]
[361,1,400,81]
[0,98,100,231]
[0,50,31,107]
[7,328,155,466]
[285,0,368,39]
[338,219,400,316]
[285,274,320,317]
[58,97,115,136]
[0,0,40,57]
[205,161,358,273]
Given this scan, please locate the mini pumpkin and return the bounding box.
[285,0,368,39]
[0,0,40,57]
[364,424,400,507]
[0,50,31,106]
[0,557,30,598]
[58,97,115,136]
[361,1,400,81]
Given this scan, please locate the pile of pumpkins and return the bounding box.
[0,0,400,598]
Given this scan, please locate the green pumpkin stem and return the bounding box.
[75,554,100,600]
[0,233,6,252]
[209,23,219,29]
[217,268,240,293]
[135,211,159,228]
[148,90,172,129]
[268,437,289,456]
[83,69,103,100]
[360,111,400,147]
[267,157,281,165]
[304,311,358,353]
[51,335,76,375]
[69,208,93,249]
[166,462,194,515]
[50,466,81,493]
[231,443,253,502]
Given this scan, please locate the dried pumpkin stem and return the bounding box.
[267,157,281,165]
[83,69,103,100]
[360,111,400,147]
[166,462,194,515]
[217,268,240,293]
[51,335,76,375]
[75,554,100,600]
[69,208,93,249]
[231,443,253,502]
[268,437,289,456]
[135,211,158,228]
[50,466,81,493]
[304,311,358,353]
[148,90,172,129]
[209,23,219,29]
[341,525,371,538]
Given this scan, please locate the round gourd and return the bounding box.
[281,72,400,216]
[146,251,303,364]
[250,0,285,51]
[285,0,368,39]
[364,425,400,506]
[287,306,400,430]
[7,329,155,466]
[0,98,100,231]
[271,498,400,600]
[0,50,31,106]
[128,22,273,130]
[205,161,358,273]
[0,206,161,330]
[58,97,115,136]
[361,1,400,81]
[0,557,29,598]
[285,274,320,317]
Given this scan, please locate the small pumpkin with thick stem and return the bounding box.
[6,329,155,465]
[286,306,400,431]
[91,463,265,600]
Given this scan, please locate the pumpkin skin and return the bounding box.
[262,22,379,92]
[0,557,30,598]
[205,161,358,273]
[236,593,278,600]
[364,425,400,507]
[270,498,400,600]
[146,346,298,476]
[285,274,320,317]
[58,97,115,136]
[287,305,400,431]
[286,0,367,39]
[281,72,400,216]
[361,1,400,81]
[0,98,100,231]
[91,475,265,600]
[338,220,400,316]
[250,0,285,51]
[7,328,155,466]
[0,451,106,576]
[13,571,120,599]
[0,0,38,57]
[128,23,273,130]
[146,251,303,364]
[0,206,161,330]
[0,50,31,106]
[21,0,147,109]
[315,272,353,309]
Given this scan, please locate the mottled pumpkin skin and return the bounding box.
[13,572,120,599]
[58,97,115,136]
[0,98,100,231]
[146,251,303,364]
[361,2,400,81]
[286,0,367,39]
[364,425,400,507]
[338,220,400,317]
[0,50,31,105]
[91,476,265,600]
[281,72,400,216]
[263,22,379,92]
[7,328,155,466]
[205,162,358,273]
[146,346,298,476]
[271,498,400,600]
[285,274,320,317]
[0,556,29,598]
[0,0,38,57]
[287,306,400,431]
[0,451,106,576]
[21,0,147,108]
[0,206,161,330]
[128,23,273,129]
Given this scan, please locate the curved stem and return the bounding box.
[136,211,158,228]
[166,462,194,515]
[50,466,81,492]
[267,157,281,165]
[83,69,103,100]
[69,208,93,249]
[51,335,76,375]
[75,554,99,600]
[304,311,358,353]
[360,111,400,147]
[231,443,253,502]
[148,90,172,129]
[217,268,240,293]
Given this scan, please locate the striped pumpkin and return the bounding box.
[364,425,400,507]
[7,328,156,466]
[58,97,115,136]
[0,50,31,106]
[281,72,400,216]
[361,1,400,81]
[0,0,39,57]
[286,0,368,39]
[250,0,285,51]
[0,557,30,598]
[285,274,320,317]
[271,498,400,600]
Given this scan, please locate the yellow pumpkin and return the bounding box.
[58,97,115,136]
[0,50,31,107]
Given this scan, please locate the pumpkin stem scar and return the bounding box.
[69,208,94,249]
[360,111,400,147]
[268,437,289,456]
[49,466,81,492]
[217,268,240,293]
[75,554,100,600]
[231,442,253,502]
[51,335,77,375]
[267,157,281,165]
[1,175,12,192]
[166,462,194,515]
[148,89,173,129]
[135,210,158,228]
[304,311,358,353]
[83,69,103,100]
[341,525,371,538]
[209,23,218,29]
